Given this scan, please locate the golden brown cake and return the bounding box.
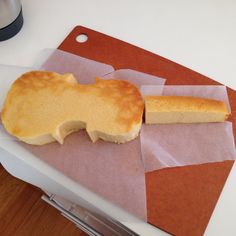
[1,71,144,145]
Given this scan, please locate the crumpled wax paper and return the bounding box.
[2,49,165,220]
[140,85,236,172]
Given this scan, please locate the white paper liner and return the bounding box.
[22,131,147,219]
[38,49,114,84]
[0,50,165,220]
[140,85,236,172]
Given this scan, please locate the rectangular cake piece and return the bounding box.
[145,96,230,124]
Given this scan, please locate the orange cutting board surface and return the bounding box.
[58,26,235,236]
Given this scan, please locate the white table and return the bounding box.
[0,1,235,235]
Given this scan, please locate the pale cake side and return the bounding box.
[145,96,230,124]
[1,71,144,145]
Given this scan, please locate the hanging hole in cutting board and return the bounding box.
[76,33,88,43]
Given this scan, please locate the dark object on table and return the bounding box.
[0,0,23,41]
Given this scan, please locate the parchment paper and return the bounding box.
[103,69,165,88]
[0,50,165,220]
[141,85,236,172]
[37,49,114,84]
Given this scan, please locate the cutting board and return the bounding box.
[58,26,235,236]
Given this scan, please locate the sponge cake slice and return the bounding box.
[145,96,230,124]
